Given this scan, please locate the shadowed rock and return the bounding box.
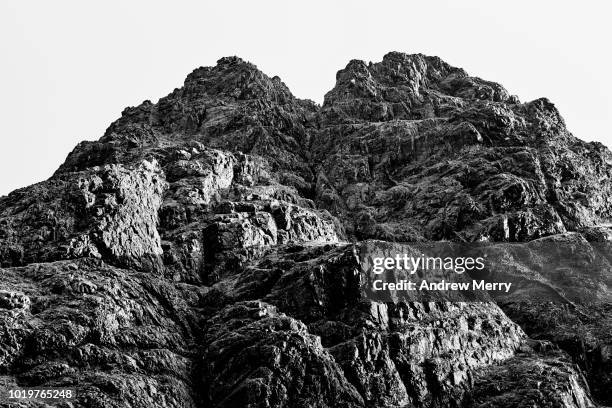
[0,52,610,407]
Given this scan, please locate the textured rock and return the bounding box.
[0,258,205,408]
[469,347,596,408]
[312,53,612,243]
[202,243,524,407]
[0,160,167,272]
[202,301,364,408]
[0,52,610,407]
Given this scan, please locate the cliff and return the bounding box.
[0,53,610,407]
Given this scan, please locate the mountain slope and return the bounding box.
[0,53,610,407]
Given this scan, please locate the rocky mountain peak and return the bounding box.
[1,52,611,407]
[181,55,295,103]
[321,51,517,125]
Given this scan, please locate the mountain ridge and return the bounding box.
[0,52,610,407]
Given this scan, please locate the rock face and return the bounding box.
[0,53,610,407]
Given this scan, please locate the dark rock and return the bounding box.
[469,349,596,408]
[0,52,610,407]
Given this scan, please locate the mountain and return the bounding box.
[0,53,610,407]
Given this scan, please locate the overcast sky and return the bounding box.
[1,0,610,196]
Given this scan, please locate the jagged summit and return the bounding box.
[0,52,611,407]
[182,55,297,103]
[15,51,612,243]
[323,51,516,123]
[23,51,612,243]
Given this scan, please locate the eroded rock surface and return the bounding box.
[0,52,610,407]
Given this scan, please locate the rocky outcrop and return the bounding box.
[199,242,525,407]
[470,345,596,408]
[313,53,612,242]
[0,52,610,407]
[0,258,205,408]
[0,160,166,271]
[201,301,364,408]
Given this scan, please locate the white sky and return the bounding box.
[0,0,610,196]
